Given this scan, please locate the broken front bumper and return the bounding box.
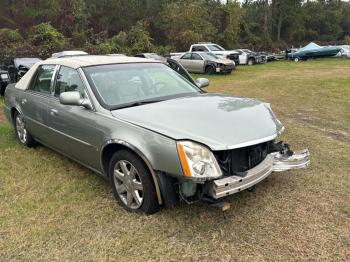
[208,150,310,199]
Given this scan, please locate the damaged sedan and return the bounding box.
[3,56,309,214]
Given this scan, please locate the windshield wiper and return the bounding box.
[111,100,162,110]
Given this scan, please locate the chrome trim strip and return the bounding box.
[35,138,104,177]
[27,116,95,149]
[225,126,285,150]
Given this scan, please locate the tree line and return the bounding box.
[0,0,349,61]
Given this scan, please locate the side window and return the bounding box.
[191,53,203,60]
[54,66,86,98]
[193,45,207,52]
[181,53,192,60]
[29,65,55,94]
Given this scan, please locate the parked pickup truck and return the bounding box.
[171,43,240,65]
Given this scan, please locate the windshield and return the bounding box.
[200,53,219,60]
[83,63,200,109]
[208,45,225,51]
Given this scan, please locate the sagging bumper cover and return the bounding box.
[208,149,310,199]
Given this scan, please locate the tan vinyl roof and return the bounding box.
[42,55,159,69]
[15,55,160,90]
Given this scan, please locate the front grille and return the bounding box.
[214,142,271,176]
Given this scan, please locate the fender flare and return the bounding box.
[100,139,163,205]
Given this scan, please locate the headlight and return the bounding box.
[177,141,222,180]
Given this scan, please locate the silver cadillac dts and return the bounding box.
[3,56,310,214]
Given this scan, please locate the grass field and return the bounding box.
[0,59,349,261]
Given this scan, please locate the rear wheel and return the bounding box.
[294,57,299,62]
[205,65,215,75]
[13,111,35,147]
[109,150,160,214]
[247,59,254,66]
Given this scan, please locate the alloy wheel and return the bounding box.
[113,160,144,209]
[15,114,27,144]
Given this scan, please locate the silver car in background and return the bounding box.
[4,56,309,214]
[174,52,235,74]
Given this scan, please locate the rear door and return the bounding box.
[20,64,56,144]
[47,66,102,170]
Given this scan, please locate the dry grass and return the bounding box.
[1,59,349,261]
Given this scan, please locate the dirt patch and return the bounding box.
[327,129,348,142]
[287,109,323,127]
[287,110,348,142]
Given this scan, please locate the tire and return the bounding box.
[294,57,299,62]
[13,111,36,147]
[109,150,160,214]
[205,65,215,75]
[0,85,4,96]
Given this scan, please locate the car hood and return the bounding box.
[111,94,284,151]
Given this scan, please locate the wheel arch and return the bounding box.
[248,57,255,63]
[205,64,215,73]
[100,140,163,205]
[10,106,23,124]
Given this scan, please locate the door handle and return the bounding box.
[50,109,58,116]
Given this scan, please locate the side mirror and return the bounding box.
[196,78,209,88]
[59,91,92,110]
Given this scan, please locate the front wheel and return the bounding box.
[294,57,299,62]
[247,59,254,66]
[109,150,160,214]
[205,66,215,75]
[14,111,35,147]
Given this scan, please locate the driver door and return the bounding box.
[47,66,102,170]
